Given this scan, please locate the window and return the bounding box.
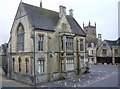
[91,43,94,48]
[17,23,24,51]
[66,37,73,51]
[102,49,107,55]
[61,37,64,50]
[80,39,84,51]
[12,58,15,71]
[103,44,106,46]
[25,58,29,73]
[91,50,93,55]
[115,49,118,55]
[61,59,64,71]
[38,35,44,51]
[80,56,84,68]
[18,57,22,72]
[38,59,45,74]
[62,23,67,32]
[66,58,74,71]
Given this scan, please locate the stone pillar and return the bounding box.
[112,48,115,65]
[7,52,12,79]
[94,48,97,64]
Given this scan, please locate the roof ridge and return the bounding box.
[22,2,59,14]
[105,40,116,42]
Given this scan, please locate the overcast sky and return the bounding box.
[0,0,119,45]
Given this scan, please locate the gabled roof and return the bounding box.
[22,2,59,31]
[97,38,119,49]
[21,2,85,36]
[66,16,86,36]
[105,40,117,47]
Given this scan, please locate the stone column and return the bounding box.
[112,48,115,65]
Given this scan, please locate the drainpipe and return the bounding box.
[76,38,79,75]
[31,27,36,85]
[33,27,36,85]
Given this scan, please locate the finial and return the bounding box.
[83,22,85,28]
[95,22,96,27]
[20,0,23,2]
[40,0,42,8]
[89,20,91,26]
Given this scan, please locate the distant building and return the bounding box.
[83,21,102,64]
[8,1,88,85]
[0,43,8,66]
[0,43,8,75]
[96,38,120,64]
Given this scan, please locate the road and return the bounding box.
[0,65,119,88]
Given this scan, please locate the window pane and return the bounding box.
[66,37,73,51]
[38,35,44,51]
[38,59,45,74]
[80,39,84,51]
[66,58,74,71]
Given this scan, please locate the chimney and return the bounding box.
[59,5,66,17]
[98,34,102,39]
[69,9,73,17]
[98,34,102,45]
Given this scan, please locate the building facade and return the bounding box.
[0,43,8,75]
[83,21,102,64]
[96,38,120,64]
[8,2,88,85]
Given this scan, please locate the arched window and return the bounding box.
[25,58,29,73]
[12,58,15,71]
[91,43,94,48]
[17,23,24,51]
[18,57,22,72]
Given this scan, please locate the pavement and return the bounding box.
[36,65,118,87]
[0,65,119,88]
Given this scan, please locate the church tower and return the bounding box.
[83,21,96,39]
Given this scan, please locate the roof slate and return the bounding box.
[22,2,85,36]
[105,40,117,47]
[23,2,59,31]
[66,16,86,36]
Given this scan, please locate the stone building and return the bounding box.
[8,1,88,85]
[96,38,120,64]
[0,43,8,75]
[83,21,102,64]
